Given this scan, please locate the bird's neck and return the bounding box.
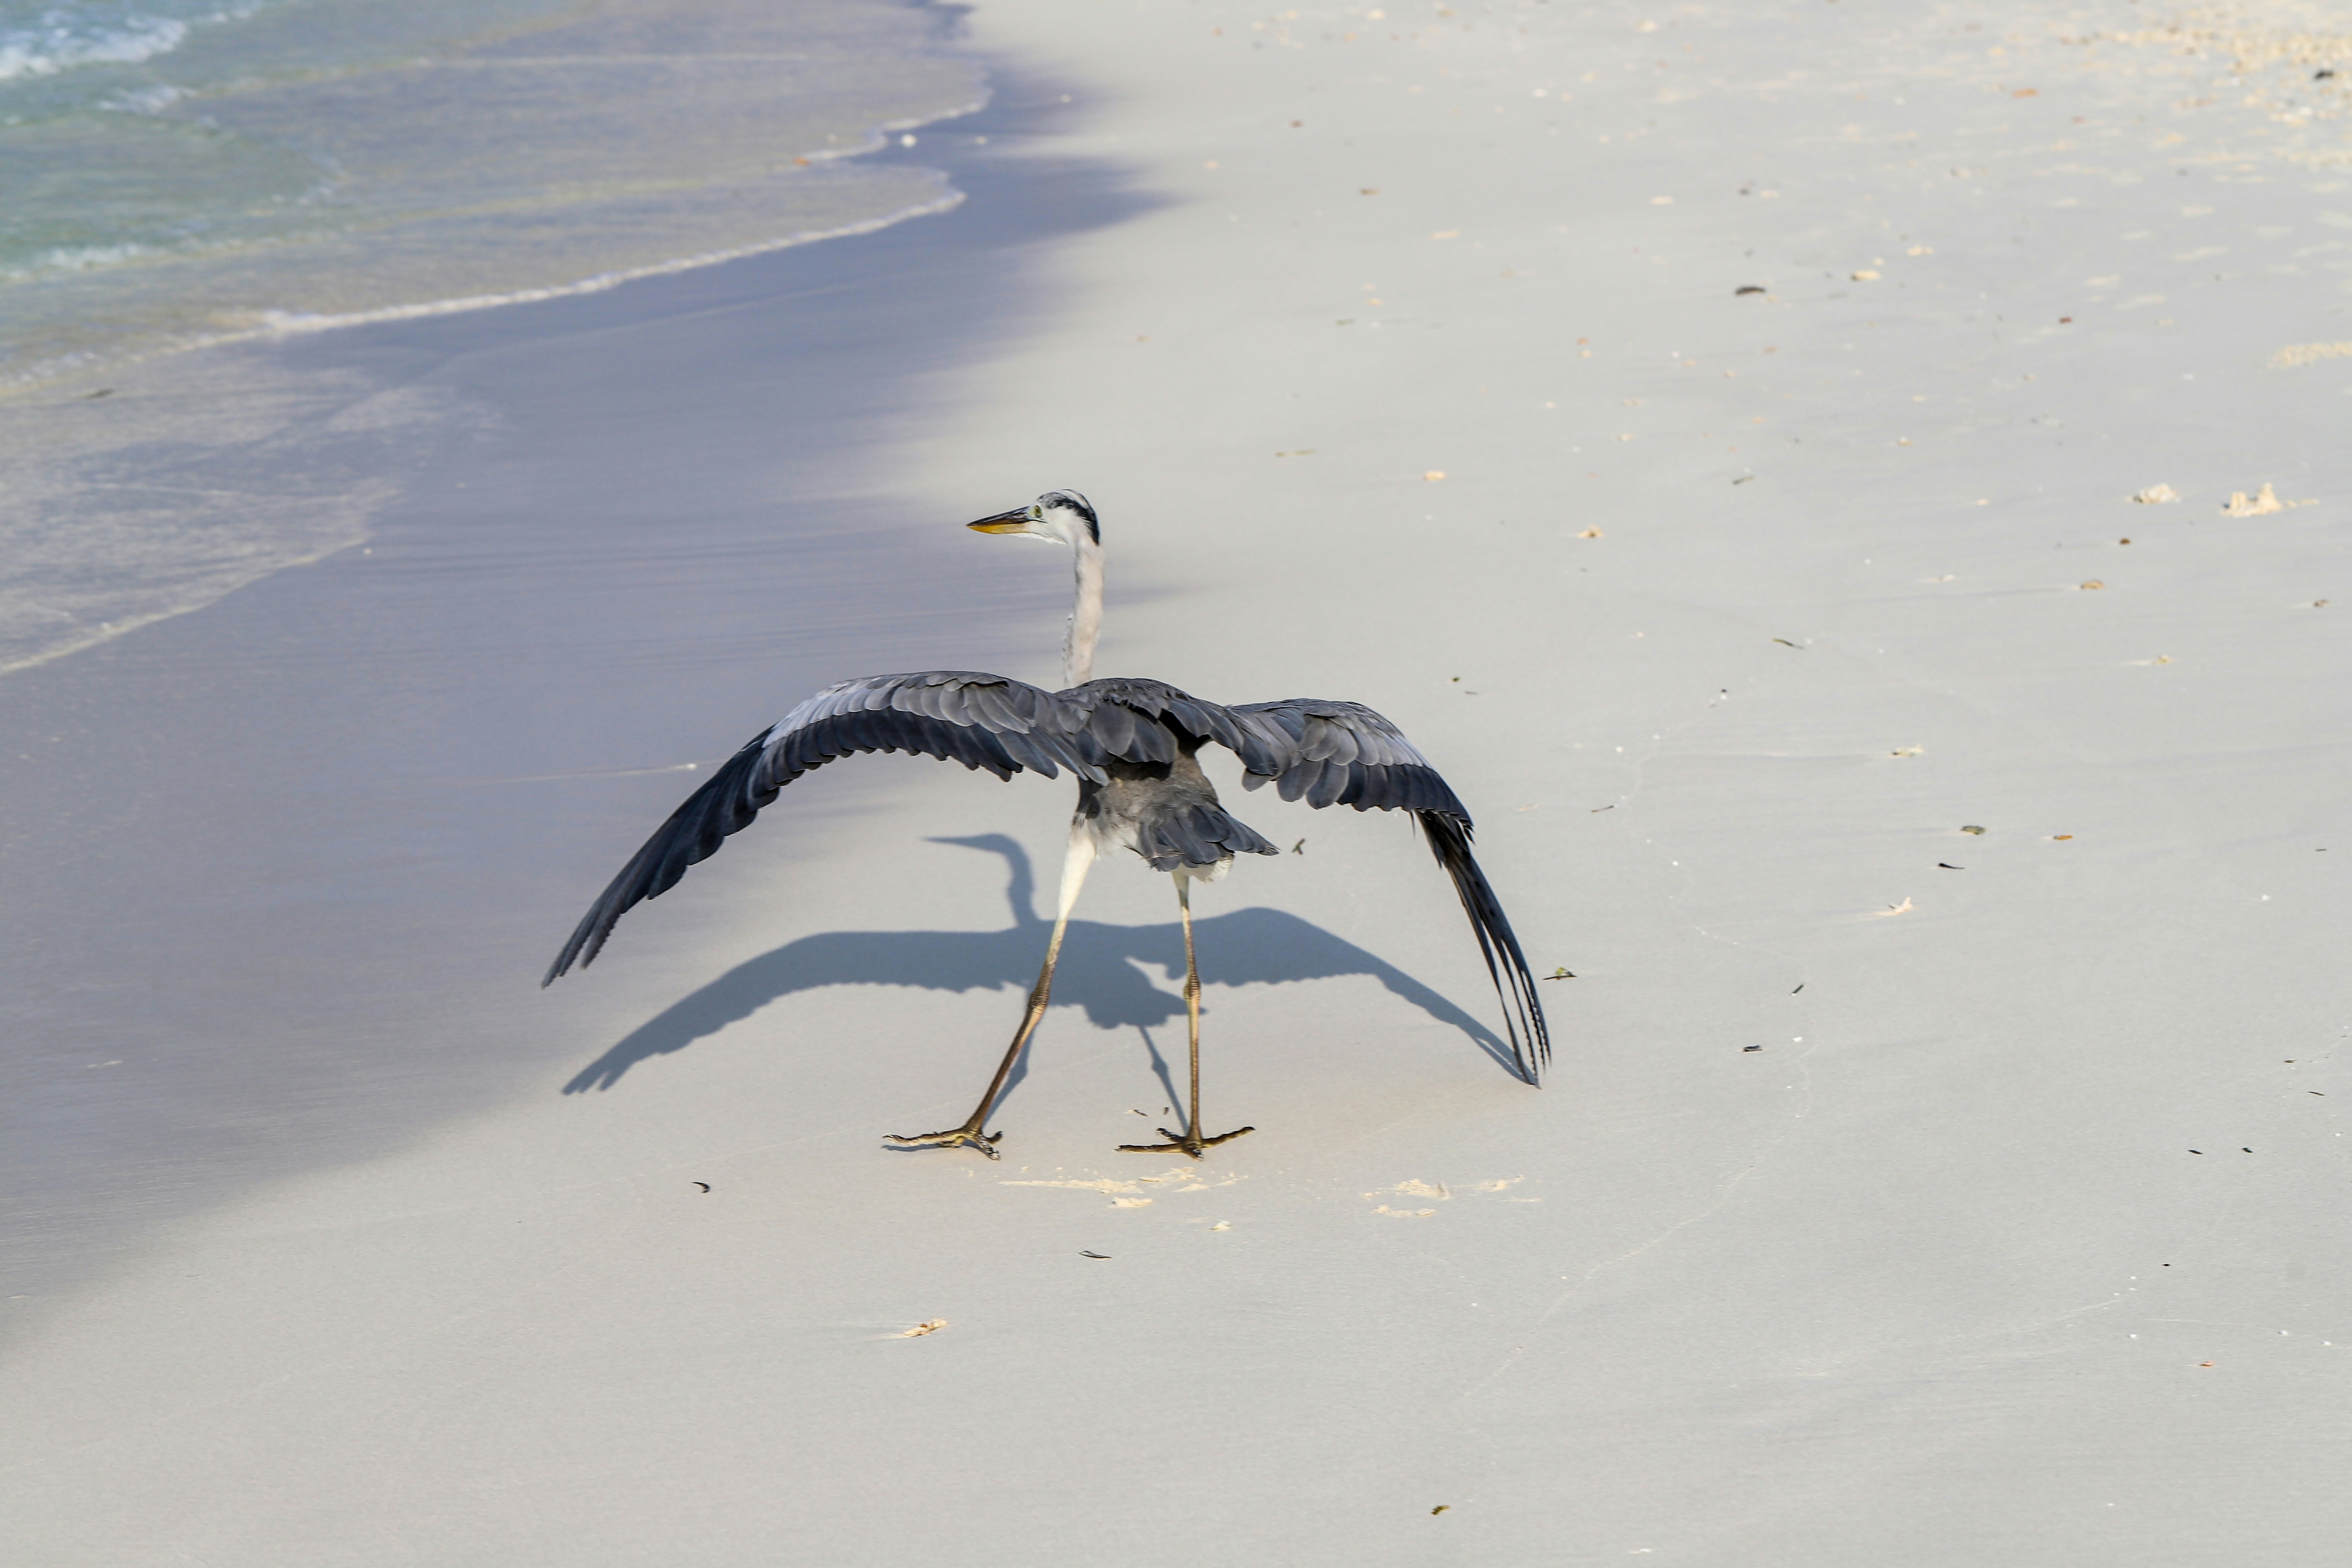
[1063,536,1103,688]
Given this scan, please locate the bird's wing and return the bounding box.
[1221,699,1549,1082]
[544,672,1097,985]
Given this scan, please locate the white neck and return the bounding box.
[1063,531,1103,688]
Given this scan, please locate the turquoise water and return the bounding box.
[0,0,987,676]
[0,3,576,292]
[0,0,983,382]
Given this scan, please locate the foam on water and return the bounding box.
[0,0,987,677]
[0,3,204,84]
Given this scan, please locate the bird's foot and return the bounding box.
[883,1124,1004,1159]
[1118,1125,1254,1161]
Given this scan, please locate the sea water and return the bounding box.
[0,0,985,674]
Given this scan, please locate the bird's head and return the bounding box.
[967,489,1099,550]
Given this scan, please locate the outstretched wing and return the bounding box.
[1222,699,1550,1083]
[544,672,1098,986]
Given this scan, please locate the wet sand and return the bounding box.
[7,3,2351,1562]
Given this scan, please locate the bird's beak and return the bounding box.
[966,506,1035,535]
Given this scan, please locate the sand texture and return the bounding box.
[4,2,2349,1563]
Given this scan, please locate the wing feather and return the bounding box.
[1087,699,1137,760]
[1415,810,1551,1083]
[966,683,1024,732]
[993,727,1054,775]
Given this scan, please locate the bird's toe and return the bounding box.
[883,1126,1005,1159]
[1117,1125,1253,1159]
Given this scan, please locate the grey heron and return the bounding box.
[544,490,1549,1159]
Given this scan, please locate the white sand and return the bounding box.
[7,2,2350,1561]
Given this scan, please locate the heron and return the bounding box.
[544,490,1548,1159]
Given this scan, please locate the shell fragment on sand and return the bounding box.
[2269,341,2352,369]
[2221,483,2304,517]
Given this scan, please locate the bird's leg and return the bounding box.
[886,823,1096,1159]
[1121,873,1253,1159]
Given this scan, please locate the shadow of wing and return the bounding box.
[562,926,1040,1092]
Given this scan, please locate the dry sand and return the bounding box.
[6,2,2350,1562]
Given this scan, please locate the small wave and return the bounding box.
[0,242,161,283]
[102,81,185,113]
[0,16,190,83]
[244,188,966,340]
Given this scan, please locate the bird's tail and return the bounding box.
[1135,802,1280,874]
[1416,810,1550,1084]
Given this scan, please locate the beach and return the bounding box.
[6,1,2350,1561]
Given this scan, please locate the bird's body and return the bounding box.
[1083,750,1266,879]
[545,492,1550,1158]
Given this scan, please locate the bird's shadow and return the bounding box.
[562,833,1522,1095]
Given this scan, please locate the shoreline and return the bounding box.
[0,105,987,400]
